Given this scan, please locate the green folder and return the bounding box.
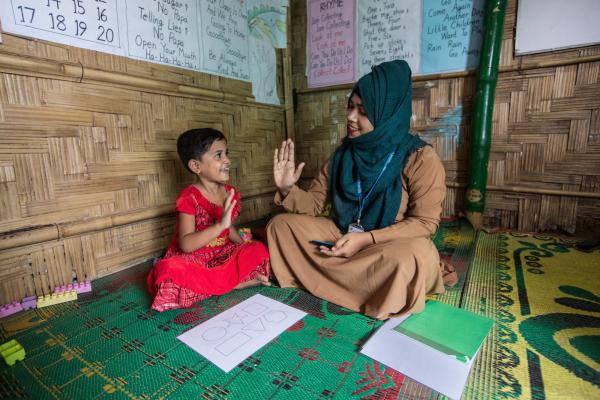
[393,300,493,362]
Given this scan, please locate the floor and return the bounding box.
[1,219,598,399]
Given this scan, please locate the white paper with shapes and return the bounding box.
[177,294,306,372]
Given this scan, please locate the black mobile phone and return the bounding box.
[309,240,335,248]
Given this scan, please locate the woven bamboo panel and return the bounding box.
[291,0,600,234]
[0,34,286,304]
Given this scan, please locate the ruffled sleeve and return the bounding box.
[175,189,196,215]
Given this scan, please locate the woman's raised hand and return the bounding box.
[273,139,305,197]
[219,189,236,229]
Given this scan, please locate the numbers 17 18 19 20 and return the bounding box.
[15,0,119,46]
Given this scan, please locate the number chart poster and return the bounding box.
[6,0,124,51]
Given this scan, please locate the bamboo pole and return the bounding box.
[0,52,82,81]
[489,185,600,198]
[465,0,507,229]
[505,53,600,72]
[177,85,253,102]
[0,205,175,251]
[0,51,278,108]
[0,224,59,252]
[0,191,278,251]
[283,7,296,141]
[1,180,597,251]
[296,71,475,94]
[296,53,600,95]
[447,182,600,199]
[81,66,256,104]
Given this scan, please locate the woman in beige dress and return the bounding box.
[267,60,456,320]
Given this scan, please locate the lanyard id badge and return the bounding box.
[350,151,395,233]
[348,222,364,233]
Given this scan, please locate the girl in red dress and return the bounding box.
[147,128,270,312]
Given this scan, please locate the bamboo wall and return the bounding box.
[2,1,600,305]
[0,34,288,304]
[291,0,600,234]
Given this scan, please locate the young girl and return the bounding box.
[147,128,270,312]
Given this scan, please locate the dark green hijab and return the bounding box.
[329,60,428,232]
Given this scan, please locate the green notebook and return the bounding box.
[393,300,493,362]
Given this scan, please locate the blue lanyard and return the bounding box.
[355,151,395,224]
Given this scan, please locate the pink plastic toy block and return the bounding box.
[53,280,92,294]
[21,296,37,310]
[0,302,23,319]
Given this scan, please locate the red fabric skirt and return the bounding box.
[147,241,270,312]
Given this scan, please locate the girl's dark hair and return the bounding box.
[177,128,227,173]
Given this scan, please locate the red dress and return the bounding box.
[147,184,270,311]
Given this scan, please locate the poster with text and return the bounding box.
[199,0,251,81]
[357,0,421,78]
[1,0,126,54]
[307,0,356,87]
[126,0,201,70]
[421,0,484,73]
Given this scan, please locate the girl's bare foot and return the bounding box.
[234,274,271,289]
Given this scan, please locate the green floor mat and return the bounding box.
[0,273,424,399]
[0,219,478,399]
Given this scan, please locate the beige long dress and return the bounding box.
[267,146,456,320]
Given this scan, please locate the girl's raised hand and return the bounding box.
[273,139,305,196]
[219,189,236,229]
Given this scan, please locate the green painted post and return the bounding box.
[465,0,508,229]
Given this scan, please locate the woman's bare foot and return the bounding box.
[234,274,271,289]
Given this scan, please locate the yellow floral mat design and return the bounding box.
[461,232,600,400]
